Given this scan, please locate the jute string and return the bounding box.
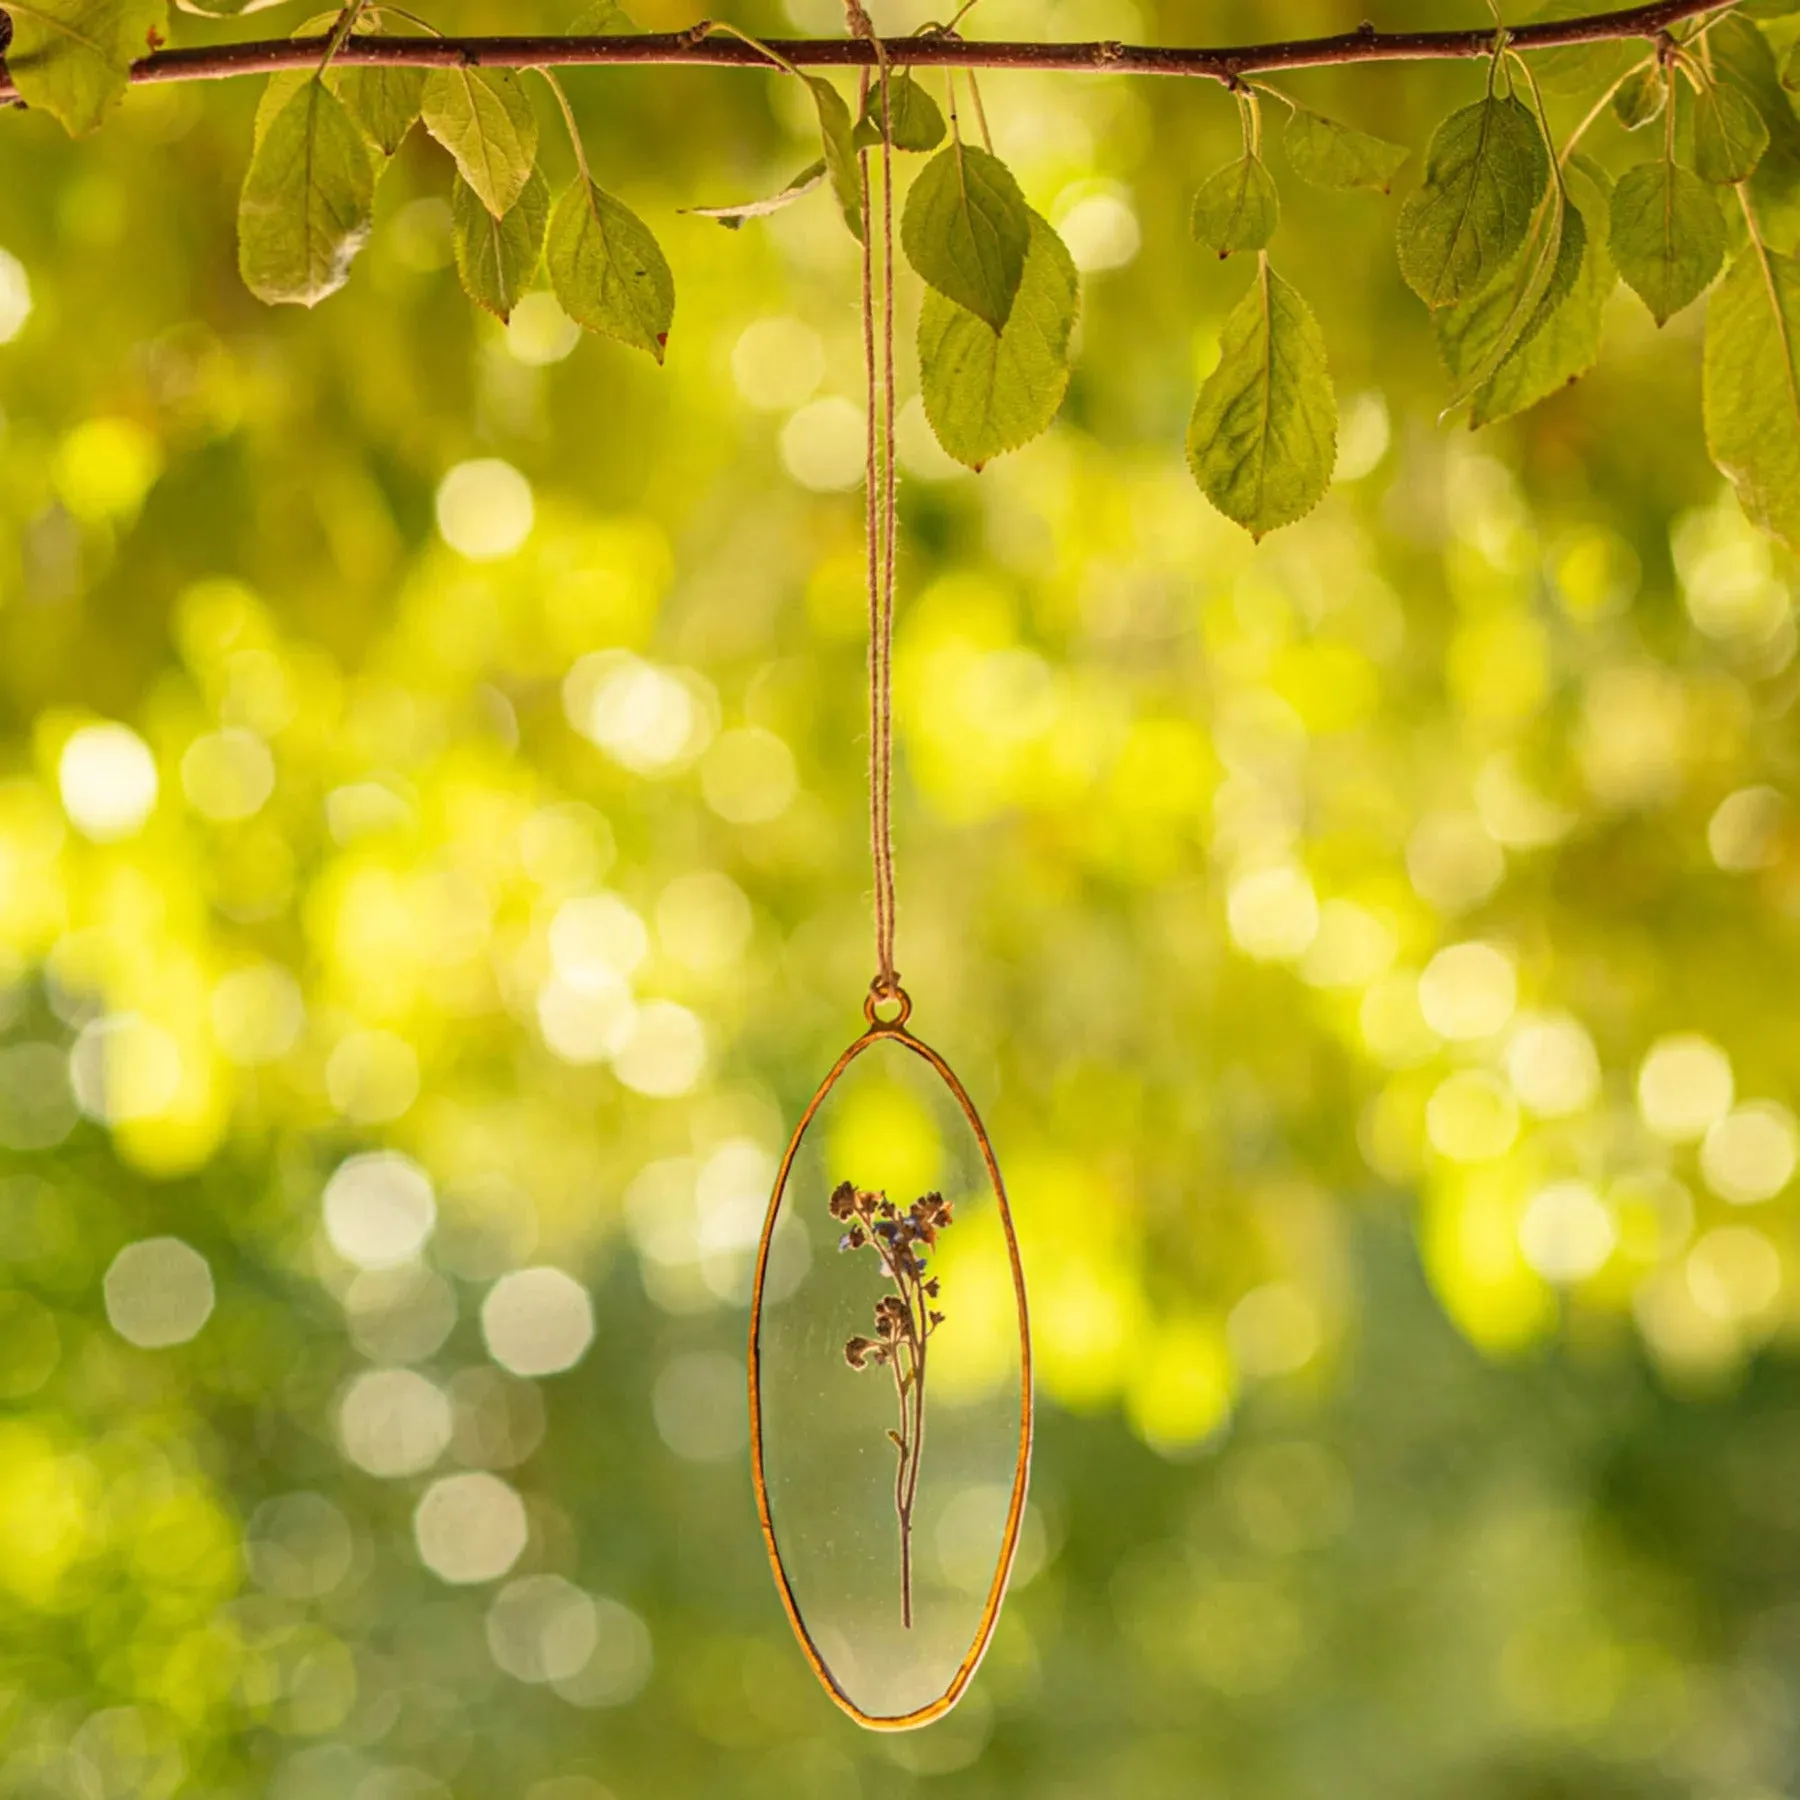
[848,6,900,1006]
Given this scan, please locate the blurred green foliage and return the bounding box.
[5,1,1800,1796]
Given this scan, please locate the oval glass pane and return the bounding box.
[750,1024,1031,1729]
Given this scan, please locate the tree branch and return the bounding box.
[0,0,1732,109]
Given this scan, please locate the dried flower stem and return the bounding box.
[832,1182,952,1629]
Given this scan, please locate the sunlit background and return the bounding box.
[4,0,1800,1793]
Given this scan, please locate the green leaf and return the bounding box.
[807,76,865,242]
[918,212,1078,470]
[1467,161,1615,426]
[1610,160,1726,325]
[1611,66,1666,131]
[1714,15,1800,240]
[421,66,539,219]
[1436,187,1582,405]
[1711,14,1800,156]
[1743,0,1800,17]
[901,143,1032,332]
[1186,259,1337,538]
[683,160,827,228]
[546,179,675,361]
[336,63,428,158]
[4,0,166,135]
[173,0,290,12]
[1695,78,1771,186]
[853,71,946,153]
[1191,154,1280,257]
[1526,0,1631,95]
[254,68,311,150]
[1282,108,1409,193]
[237,75,376,307]
[1397,94,1552,309]
[1704,244,1800,549]
[452,165,549,321]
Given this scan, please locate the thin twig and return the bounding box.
[0,0,1739,107]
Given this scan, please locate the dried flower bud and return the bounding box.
[924,1278,940,1298]
[828,1181,858,1221]
[844,1335,874,1370]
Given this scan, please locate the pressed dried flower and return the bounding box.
[835,1183,954,1629]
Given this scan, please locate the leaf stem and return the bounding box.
[538,67,592,186]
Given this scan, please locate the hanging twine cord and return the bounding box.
[847,1,901,1008]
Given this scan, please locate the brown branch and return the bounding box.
[0,0,1734,108]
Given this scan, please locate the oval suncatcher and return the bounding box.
[746,56,1032,1731]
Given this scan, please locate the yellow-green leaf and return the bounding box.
[1694,78,1770,185]
[336,63,428,158]
[1397,95,1551,309]
[901,143,1032,333]
[546,178,674,361]
[421,66,539,219]
[1705,245,1800,549]
[684,160,826,229]
[1283,109,1408,193]
[237,75,376,308]
[807,76,864,243]
[1466,164,1615,426]
[1191,154,1279,257]
[1610,160,1725,325]
[1187,260,1336,538]
[452,166,549,321]
[4,0,166,135]
[918,212,1078,470]
[1437,186,1584,409]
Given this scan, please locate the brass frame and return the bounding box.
[746,996,1034,1732]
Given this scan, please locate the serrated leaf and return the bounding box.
[1397,95,1551,309]
[5,0,166,135]
[1467,162,1615,425]
[807,76,864,242]
[237,75,375,307]
[1526,0,1631,95]
[1612,66,1666,131]
[336,63,427,158]
[421,65,538,218]
[1695,78,1770,186]
[1712,14,1800,154]
[1187,260,1336,538]
[452,165,549,321]
[546,178,674,361]
[683,160,826,228]
[853,71,945,153]
[1437,187,1583,407]
[1283,108,1409,193]
[1610,160,1725,325]
[1191,154,1279,257]
[901,142,1032,332]
[919,211,1078,469]
[1705,245,1800,548]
